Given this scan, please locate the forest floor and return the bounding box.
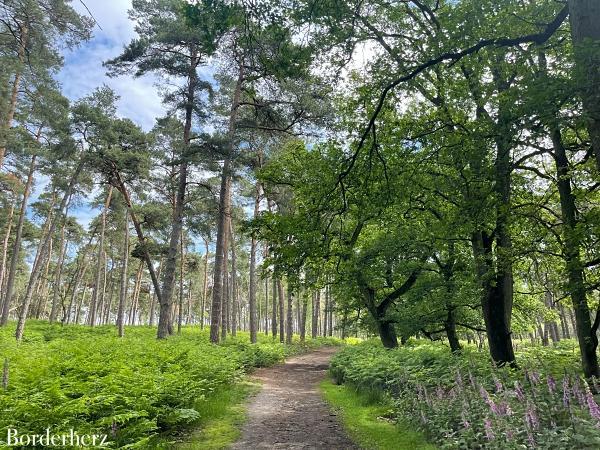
[231,346,359,450]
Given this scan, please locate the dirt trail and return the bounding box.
[231,346,359,450]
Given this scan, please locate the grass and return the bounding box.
[320,378,436,450]
[155,381,260,449]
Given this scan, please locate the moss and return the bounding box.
[320,378,436,450]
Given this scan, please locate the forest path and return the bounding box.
[231,346,360,450]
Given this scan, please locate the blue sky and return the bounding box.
[30,1,167,231]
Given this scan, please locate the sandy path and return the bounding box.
[231,346,359,450]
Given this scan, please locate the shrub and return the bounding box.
[330,339,600,449]
[0,321,341,448]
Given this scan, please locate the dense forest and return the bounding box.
[1,0,600,448]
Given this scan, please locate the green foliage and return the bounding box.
[0,321,340,448]
[320,378,435,450]
[330,340,600,449]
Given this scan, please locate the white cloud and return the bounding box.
[58,0,166,130]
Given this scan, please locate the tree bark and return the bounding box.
[210,63,244,343]
[249,182,261,343]
[49,220,69,323]
[15,158,84,340]
[117,211,129,337]
[1,154,36,325]
[230,221,238,337]
[278,280,285,343]
[312,289,320,339]
[271,278,277,339]
[551,126,599,377]
[0,201,15,313]
[286,285,293,344]
[0,22,28,168]
[89,186,112,327]
[568,0,600,172]
[200,239,209,329]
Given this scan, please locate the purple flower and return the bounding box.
[493,375,503,393]
[514,381,525,402]
[547,375,556,394]
[525,402,539,430]
[573,378,586,406]
[586,387,600,423]
[484,417,495,440]
[527,431,536,448]
[563,376,570,408]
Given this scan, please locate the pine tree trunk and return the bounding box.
[1,154,36,326]
[177,233,185,334]
[157,47,198,339]
[200,239,209,329]
[230,222,238,337]
[117,211,129,337]
[49,221,69,323]
[300,292,308,342]
[0,22,28,168]
[278,280,285,343]
[0,201,15,313]
[249,182,261,343]
[312,290,320,339]
[66,258,88,325]
[286,286,293,344]
[271,278,277,339]
[210,63,244,343]
[90,186,113,327]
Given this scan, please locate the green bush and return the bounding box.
[330,339,600,449]
[0,321,341,448]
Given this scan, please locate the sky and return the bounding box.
[29,0,166,231]
[59,0,165,131]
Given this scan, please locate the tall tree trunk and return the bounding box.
[551,126,599,377]
[157,47,198,339]
[312,289,320,339]
[1,154,36,326]
[230,221,238,337]
[0,201,15,313]
[112,169,162,318]
[177,233,185,334]
[300,292,309,342]
[568,0,600,171]
[200,239,209,329]
[264,274,269,335]
[89,186,112,327]
[286,285,293,344]
[249,182,261,343]
[323,283,329,337]
[65,256,88,324]
[49,220,69,323]
[278,280,285,343]
[129,260,143,325]
[15,158,85,340]
[117,211,129,337]
[271,278,277,339]
[0,22,28,168]
[210,63,244,344]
